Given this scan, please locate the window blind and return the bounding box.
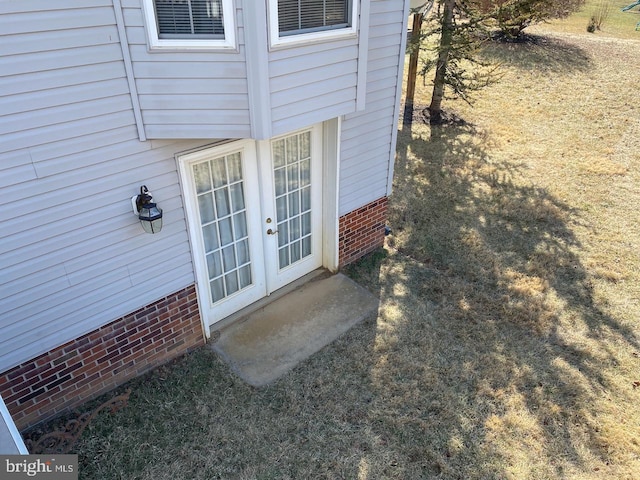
[278,0,349,35]
[155,0,225,38]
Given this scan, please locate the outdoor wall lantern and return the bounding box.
[131,185,163,234]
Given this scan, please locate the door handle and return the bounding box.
[267,228,278,235]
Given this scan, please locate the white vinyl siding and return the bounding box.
[141,0,236,50]
[268,38,360,135]
[0,1,213,372]
[338,0,408,215]
[127,0,251,138]
[0,0,410,373]
[130,0,362,140]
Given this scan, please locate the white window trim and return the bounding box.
[142,0,236,51]
[268,0,359,49]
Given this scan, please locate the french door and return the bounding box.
[179,126,323,326]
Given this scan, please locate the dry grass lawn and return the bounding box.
[29,4,640,479]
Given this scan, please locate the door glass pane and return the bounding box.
[287,164,299,190]
[233,212,247,238]
[300,159,310,186]
[274,168,286,197]
[211,278,225,303]
[225,272,239,295]
[286,136,298,164]
[198,193,215,224]
[215,187,230,217]
[288,192,299,217]
[219,217,233,246]
[237,239,250,265]
[301,212,311,236]
[193,151,253,305]
[289,216,300,242]
[277,221,288,248]
[230,183,245,211]
[276,196,287,221]
[301,186,311,212]
[222,245,236,271]
[202,223,219,251]
[279,247,289,269]
[272,130,313,270]
[212,157,227,188]
[193,162,211,193]
[227,153,242,182]
[291,240,301,263]
[207,251,223,279]
[300,131,311,159]
[272,139,285,168]
[302,237,311,257]
[239,265,252,289]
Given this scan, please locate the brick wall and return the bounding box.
[1,200,388,430]
[0,285,204,430]
[338,197,388,267]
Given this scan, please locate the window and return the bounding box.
[155,0,224,38]
[278,0,349,35]
[142,0,236,50]
[269,0,358,47]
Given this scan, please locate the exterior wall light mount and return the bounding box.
[131,185,163,234]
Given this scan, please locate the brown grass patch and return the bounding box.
[387,14,640,478]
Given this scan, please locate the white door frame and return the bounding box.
[177,120,341,338]
[178,139,268,332]
[257,124,324,293]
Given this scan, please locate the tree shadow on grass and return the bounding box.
[342,120,640,478]
[480,34,592,73]
[56,117,638,479]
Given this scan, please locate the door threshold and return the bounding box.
[209,268,331,338]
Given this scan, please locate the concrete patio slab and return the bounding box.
[211,273,379,387]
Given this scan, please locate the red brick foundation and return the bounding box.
[338,197,388,267]
[0,285,204,430]
[2,200,387,430]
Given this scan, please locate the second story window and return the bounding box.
[278,0,349,35]
[142,0,236,50]
[269,0,358,48]
[155,0,224,38]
